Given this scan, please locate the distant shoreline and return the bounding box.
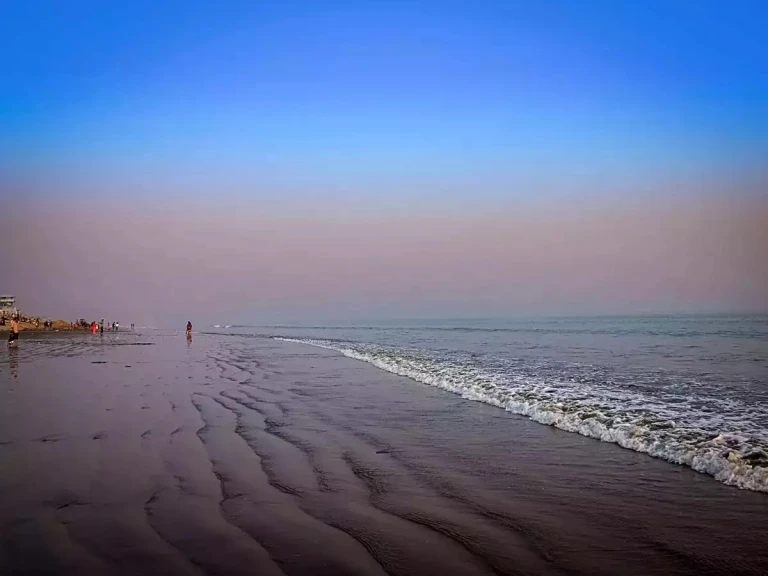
[0,319,90,333]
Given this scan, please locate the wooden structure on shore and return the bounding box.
[0,295,17,317]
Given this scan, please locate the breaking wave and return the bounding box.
[276,337,768,493]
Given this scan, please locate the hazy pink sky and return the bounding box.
[3,2,767,325]
[4,196,766,325]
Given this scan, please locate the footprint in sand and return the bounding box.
[35,434,61,443]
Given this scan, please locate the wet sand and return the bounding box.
[1,333,767,575]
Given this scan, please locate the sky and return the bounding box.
[1,0,767,323]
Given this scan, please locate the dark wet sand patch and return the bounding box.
[0,336,767,575]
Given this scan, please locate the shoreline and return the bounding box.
[0,320,91,333]
[0,326,90,334]
[276,337,768,494]
[1,321,133,334]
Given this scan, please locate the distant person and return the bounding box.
[186,321,193,336]
[115,322,119,331]
[131,323,134,330]
[100,319,104,334]
[7,315,19,347]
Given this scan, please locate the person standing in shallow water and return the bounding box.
[186,321,193,336]
[7,315,19,347]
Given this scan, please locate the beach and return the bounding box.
[1,331,767,576]
[0,320,77,333]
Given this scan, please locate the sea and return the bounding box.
[215,315,768,494]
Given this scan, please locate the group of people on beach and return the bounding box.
[7,317,188,347]
[74,319,136,332]
[88,320,134,334]
[2,313,31,324]
[1,314,51,328]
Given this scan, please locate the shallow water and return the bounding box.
[219,315,768,492]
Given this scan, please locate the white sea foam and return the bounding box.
[277,337,768,493]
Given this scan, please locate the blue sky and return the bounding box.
[1,0,766,205]
[2,1,768,319]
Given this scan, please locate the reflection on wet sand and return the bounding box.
[8,347,18,379]
[0,334,766,575]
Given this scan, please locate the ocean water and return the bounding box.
[219,315,768,493]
